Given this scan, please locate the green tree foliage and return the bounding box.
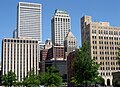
[116,47,120,65]
[71,42,100,87]
[39,66,63,86]
[0,73,2,85]
[2,70,17,86]
[113,78,120,87]
[22,70,40,86]
[15,81,22,86]
[92,76,105,86]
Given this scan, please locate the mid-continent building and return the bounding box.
[51,9,70,46]
[81,16,120,86]
[2,38,39,81]
[17,2,42,41]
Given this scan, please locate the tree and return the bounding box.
[92,76,105,86]
[113,77,120,87]
[40,66,63,86]
[0,73,2,85]
[113,47,120,87]
[117,47,120,65]
[71,42,100,87]
[22,70,40,87]
[2,70,17,86]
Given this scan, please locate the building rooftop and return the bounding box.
[65,31,76,39]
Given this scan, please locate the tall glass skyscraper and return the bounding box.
[17,2,42,41]
[51,9,70,45]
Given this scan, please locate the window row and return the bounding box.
[99,57,117,60]
[101,72,111,76]
[93,51,118,55]
[92,29,120,35]
[99,46,118,50]
[55,18,70,22]
[99,36,120,40]
[92,36,120,40]
[100,67,120,70]
[4,39,38,43]
[100,62,119,65]
[99,51,118,55]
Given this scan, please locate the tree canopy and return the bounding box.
[71,42,100,87]
[116,47,120,65]
[39,66,63,86]
[22,70,40,86]
[0,66,63,87]
[113,77,120,87]
[2,70,17,86]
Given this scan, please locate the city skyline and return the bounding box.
[1,0,120,61]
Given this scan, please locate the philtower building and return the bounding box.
[2,38,39,81]
[81,16,120,86]
[64,31,77,59]
[17,2,42,41]
[51,9,70,46]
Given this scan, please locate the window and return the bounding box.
[92,29,96,34]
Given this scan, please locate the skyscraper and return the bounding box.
[17,2,42,41]
[51,9,70,46]
[81,16,120,86]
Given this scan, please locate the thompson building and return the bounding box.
[81,16,120,86]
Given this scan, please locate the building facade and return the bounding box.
[81,16,120,86]
[51,9,70,46]
[67,51,75,87]
[45,60,67,82]
[2,38,39,81]
[17,2,42,41]
[64,31,77,59]
[40,49,48,72]
[52,45,65,60]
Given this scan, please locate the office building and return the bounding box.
[2,38,39,81]
[81,16,120,86]
[17,2,42,41]
[64,31,77,59]
[51,9,70,45]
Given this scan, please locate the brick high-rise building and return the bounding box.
[81,16,120,86]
